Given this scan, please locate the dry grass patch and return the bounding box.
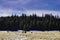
[0,31,60,40]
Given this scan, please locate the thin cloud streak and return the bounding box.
[0,0,32,10]
[0,0,60,10]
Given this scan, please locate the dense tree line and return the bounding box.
[0,14,60,31]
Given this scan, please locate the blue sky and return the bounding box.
[0,0,60,16]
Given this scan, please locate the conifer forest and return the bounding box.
[0,14,60,31]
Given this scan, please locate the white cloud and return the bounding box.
[24,10,60,17]
[0,8,60,17]
[0,8,22,17]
